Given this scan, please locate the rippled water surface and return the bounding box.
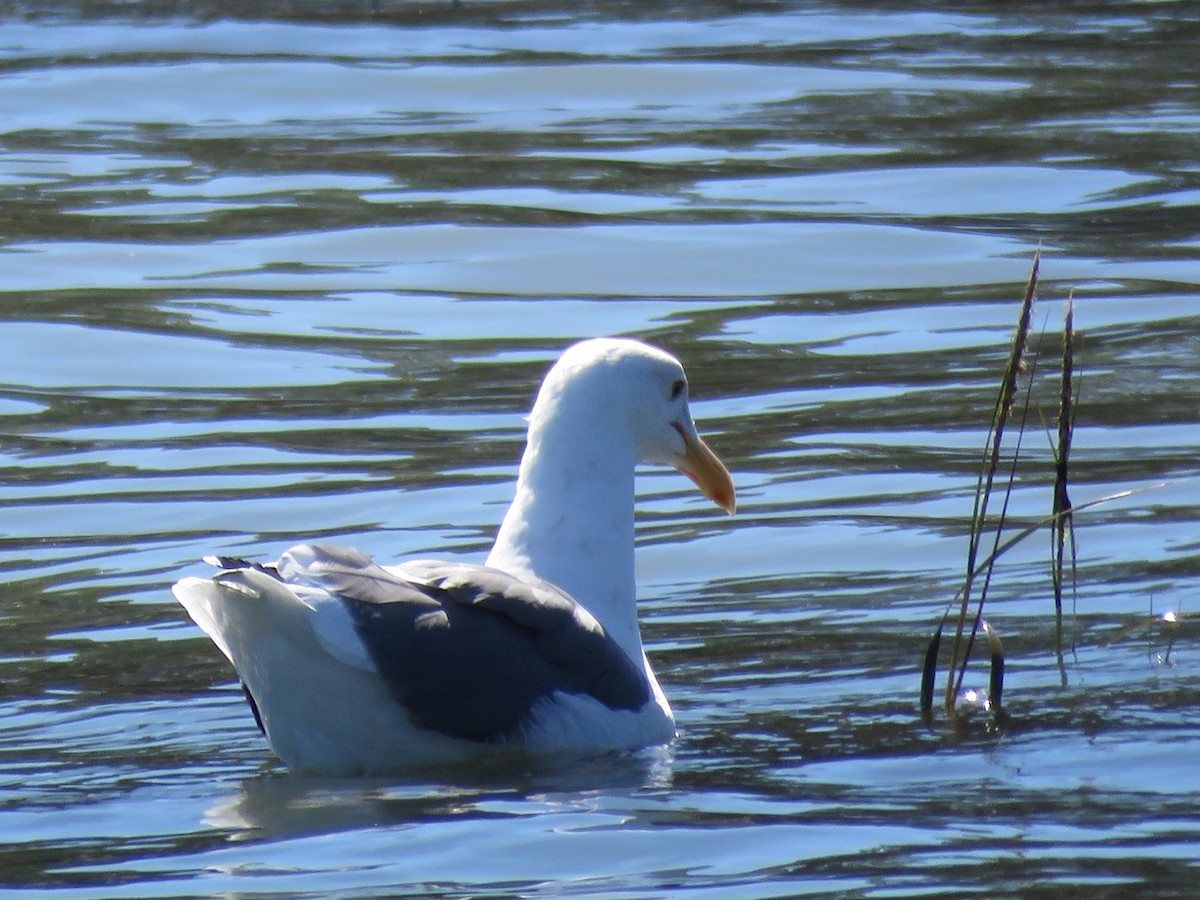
[2,2,1199,896]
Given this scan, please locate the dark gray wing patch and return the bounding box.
[269,543,650,744]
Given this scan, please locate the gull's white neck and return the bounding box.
[486,408,642,664]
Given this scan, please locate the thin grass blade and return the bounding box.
[1052,293,1076,646]
[984,619,1005,713]
[951,351,1039,704]
[921,616,946,721]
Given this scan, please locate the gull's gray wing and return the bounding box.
[270,542,650,743]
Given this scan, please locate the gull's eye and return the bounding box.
[669,379,686,401]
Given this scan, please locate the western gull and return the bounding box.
[173,337,735,774]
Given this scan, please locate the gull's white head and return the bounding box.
[529,337,735,514]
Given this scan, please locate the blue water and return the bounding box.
[1,2,1199,896]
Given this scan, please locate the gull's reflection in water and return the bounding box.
[205,745,677,840]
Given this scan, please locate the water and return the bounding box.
[2,1,1198,896]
